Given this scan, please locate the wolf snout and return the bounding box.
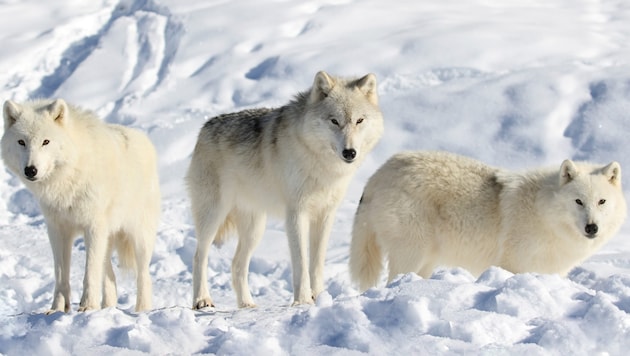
[24,165,38,180]
[585,223,598,238]
[342,148,357,163]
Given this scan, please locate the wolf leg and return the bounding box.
[309,210,335,301]
[191,200,228,309]
[46,223,73,314]
[133,228,155,312]
[102,238,117,308]
[387,245,425,283]
[286,208,313,305]
[232,210,266,308]
[79,223,109,311]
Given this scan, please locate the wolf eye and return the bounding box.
[330,118,339,126]
[17,140,25,146]
[598,199,606,205]
[42,139,50,146]
[356,118,364,125]
[575,199,583,206]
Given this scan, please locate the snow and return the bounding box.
[1,0,630,354]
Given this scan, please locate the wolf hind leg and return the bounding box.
[79,224,110,312]
[102,237,117,308]
[232,210,266,308]
[191,197,229,309]
[127,226,155,312]
[386,245,427,283]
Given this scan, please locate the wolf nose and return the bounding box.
[342,148,357,162]
[585,223,598,237]
[24,165,38,179]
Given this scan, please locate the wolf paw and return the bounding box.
[77,303,100,312]
[44,309,65,315]
[238,301,257,308]
[193,298,215,310]
[291,298,315,307]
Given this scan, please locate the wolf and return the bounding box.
[187,71,384,308]
[1,99,160,313]
[349,151,627,291]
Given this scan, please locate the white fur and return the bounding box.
[1,99,160,313]
[187,71,383,308]
[350,151,627,291]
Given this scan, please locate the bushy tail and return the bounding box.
[116,236,137,272]
[114,209,159,273]
[212,212,237,247]
[349,199,383,291]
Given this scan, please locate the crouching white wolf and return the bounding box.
[1,99,160,313]
[187,71,384,308]
[350,151,627,290]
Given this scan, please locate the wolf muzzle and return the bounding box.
[24,165,38,181]
[342,148,357,163]
[585,223,598,238]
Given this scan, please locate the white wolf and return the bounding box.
[349,151,627,290]
[187,71,384,308]
[1,99,160,313]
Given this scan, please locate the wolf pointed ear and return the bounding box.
[310,71,335,103]
[3,100,21,130]
[356,73,378,105]
[48,99,68,125]
[560,159,579,185]
[602,161,622,186]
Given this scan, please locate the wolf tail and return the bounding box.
[212,212,237,247]
[349,196,383,291]
[114,225,156,273]
[115,236,137,271]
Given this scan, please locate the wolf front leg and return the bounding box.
[309,210,335,300]
[286,208,313,305]
[78,224,109,312]
[46,222,74,314]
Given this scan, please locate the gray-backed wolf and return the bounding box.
[187,71,384,308]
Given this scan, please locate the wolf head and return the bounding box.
[300,71,384,167]
[1,99,75,184]
[557,159,627,240]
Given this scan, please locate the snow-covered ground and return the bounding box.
[1,0,630,354]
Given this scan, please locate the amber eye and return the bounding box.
[575,199,583,206]
[18,140,25,146]
[598,199,606,205]
[43,139,50,146]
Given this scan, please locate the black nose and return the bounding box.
[342,148,357,162]
[585,223,598,237]
[24,165,38,179]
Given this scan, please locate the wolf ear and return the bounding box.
[310,71,335,103]
[3,100,21,130]
[48,99,68,125]
[356,73,378,105]
[602,161,622,186]
[560,159,579,185]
